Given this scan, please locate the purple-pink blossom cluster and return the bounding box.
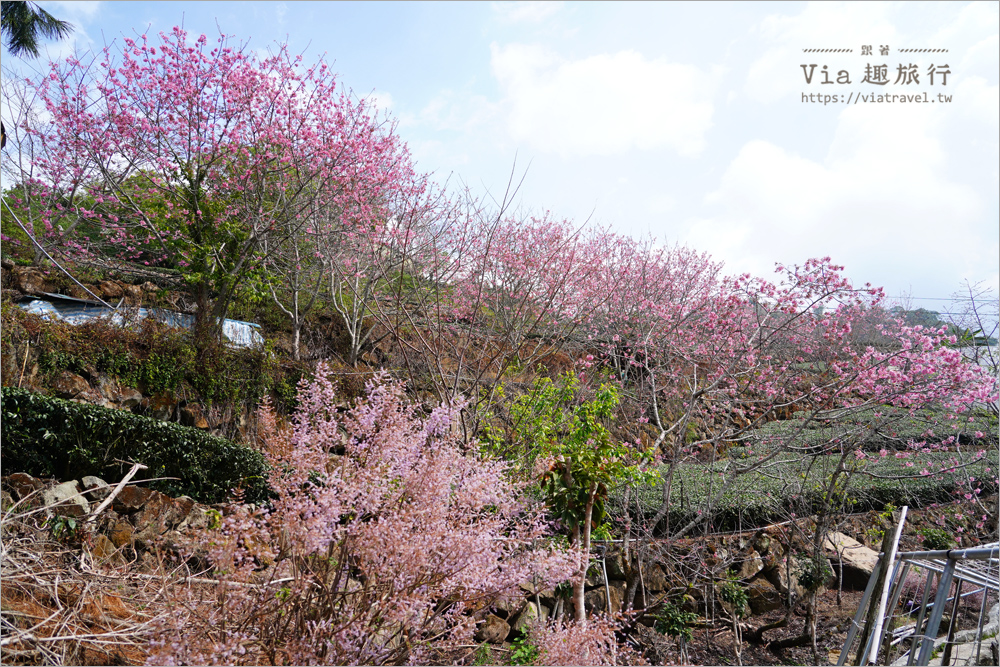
[147,364,577,665]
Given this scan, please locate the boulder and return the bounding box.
[41,480,89,517]
[511,601,548,633]
[180,403,210,429]
[605,550,627,580]
[108,518,134,548]
[142,392,177,421]
[98,280,123,298]
[475,614,510,644]
[81,476,111,502]
[585,580,627,615]
[177,506,216,531]
[91,533,125,567]
[493,595,525,620]
[133,491,174,542]
[765,560,807,603]
[5,472,44,501]
[52,371,91,399]
[94,375,143,410]
[824,532,880,591]
[746,578,783,614]
[112,485,153,513]
[10,266,47,294]
[67,285,94,300]
[734,549,764,580]
[643,563,670,593]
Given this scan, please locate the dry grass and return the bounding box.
[1,493,171,665]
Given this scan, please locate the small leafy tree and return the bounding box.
[488,372,656,625]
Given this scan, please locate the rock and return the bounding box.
[1,490,14,512]
[123,284,143,299]
[475,614,510,644]
[732,549,764,580]
[753,532,772,556]
[824,531,880,591]
[140,282,159,293]
[584,580,627,615]
[177,506,216,531]
[5,472,44,501]
[512,600,548,633]
[41,480,89,517]
[142,392,177,421]
[166,496,196,528]
[133,491,173,542]
[81,476,111,502]
[643,563,670,593]
[746,578,783,614]
[98,280,123,298]
[112,485,153,513]
[67,285,93,300]
[52,370,91,398]
[765,559,807,602]
[108,519,134,548]
[605,550,627,580]
[91,533,124,567]
[518,580,555,598]
[11,266,46,294]
[94,375,143,410]
[493,595,526,620]
[180,403,210,429]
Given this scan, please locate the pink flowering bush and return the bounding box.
[528,616,641,666]
[147,363,576,665]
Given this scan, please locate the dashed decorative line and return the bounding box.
[802,48,853,53]
[898,48,948,53]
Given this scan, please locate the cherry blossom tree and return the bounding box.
[6,28,410,338]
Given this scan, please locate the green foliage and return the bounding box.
[795,553,833,592]
[485,373,656,537]
[1,387,272,504]
[654,599,698,642]
[718,578,748,618]
[619,450,993,533]
[45,514,81,542]
[2,308,295,419]
[919,527,956,550]
[509,635,540,665]
[472,644,495,666]
[865,503,898,544]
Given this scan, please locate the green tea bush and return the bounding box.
[618,450,995,533]
[1,387,271,504]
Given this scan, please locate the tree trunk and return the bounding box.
[574,484,598,625]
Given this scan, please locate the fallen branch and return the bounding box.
[86,462,148,523]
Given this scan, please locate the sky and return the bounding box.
[4,1,999,324]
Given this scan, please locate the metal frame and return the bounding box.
[839,537,998,666]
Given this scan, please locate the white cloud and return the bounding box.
[490,43,717,158]
[363,91,394,112]
[745,3,900,104]
[685,102,989,295]
[491,1,563,24]
[46,1,101,19]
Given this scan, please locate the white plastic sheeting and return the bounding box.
[19,293,263,348]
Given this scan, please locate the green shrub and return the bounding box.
[654,599,698,642]
[1,387,271,504]
[919,527,956,550]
